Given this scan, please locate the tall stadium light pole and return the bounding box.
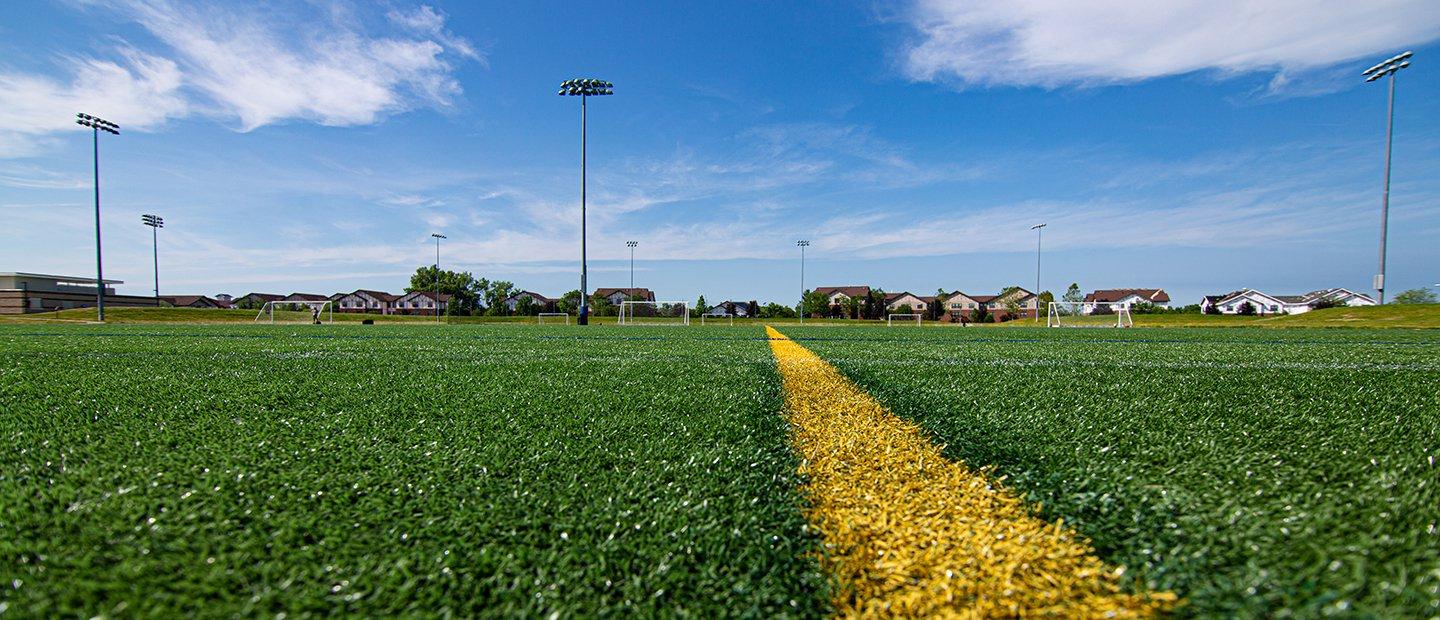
[559,78,614,325]
[1031,223,1046,322]
[1363,51,1412,304]
[797,240,809,323]
[76,113,119,321]
[431,233,446,323]
[626,240,638,289]
[141,214,163,300]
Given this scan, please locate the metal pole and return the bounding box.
[800,244,805,324]
[92,126,104,322]
[579,94,589,325]
[1034,226,1042,322]
[435,236,441,323]
[629,244,634,289]
[1377,71,1397,304]
[152,223,159,299]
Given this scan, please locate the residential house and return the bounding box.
[159,295,226,309]
[940,291,983,321]
[813,286,870,306]
[1084,288,1171,312]
[393,290,450,315]
[334,289,399,314]
[233,293,284,309]
[883,292,930,314]
[214,293,235,307]
[594,287,655,306]
[1201,288,1376,315]
[504,291,553,312]
[704,300,751,317]
[990,287,1038,320]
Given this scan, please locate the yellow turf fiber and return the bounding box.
[765,326,1176,618]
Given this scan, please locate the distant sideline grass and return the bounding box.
[5,303,1436,328]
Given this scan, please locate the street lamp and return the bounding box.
[558,77,614,325]
[142,214,163,300]
[626,240,638,289]
[797,240,810,323]
[76,113,119,321]
[431,233,446,323]
[1030,223,1046,322]
[1363,51,1412,304]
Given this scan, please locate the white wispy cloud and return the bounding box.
[114,0,478,130]
[0,48,187,156]
[0,1,481,158]
[900,0,1440,90]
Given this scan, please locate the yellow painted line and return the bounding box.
[765,326,1176,618]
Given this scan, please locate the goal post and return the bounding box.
[699,313,734,326]
[255,300,333,324]
[536,312,570,325]
[886,313,923,326]
[617,301,690,326]
[1047,301,1133,328]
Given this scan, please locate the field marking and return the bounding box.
[765,326,1176,617]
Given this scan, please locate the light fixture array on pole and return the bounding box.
[431,233,446,323]
[1362,51,1412,305]
[1030,223,1046,322]
[142,214,163,301]
[76,113,119,322]
[558,78,614,325]
[796,240,809,323]
[626,240,638,289]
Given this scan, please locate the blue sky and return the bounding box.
[2,0,1438,306]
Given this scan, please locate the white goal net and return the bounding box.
[886,313,922,326]
[618,301,689,326]
[255,300,333,324]
[1047,301,1133,328]
[699,313,734,326]
[537,312,570,325]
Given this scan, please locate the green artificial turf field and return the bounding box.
[2,323,1437,617]
[792,326,1440,617]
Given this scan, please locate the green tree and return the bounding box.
[589,294,615,317]
[1000,286,1022,320]
[972,303,990,324]
[747,300,759,318]
[801,290,829,318]
[1392,288,1438,304]
[895,303,914,315]
[407,266,483,314]
[761,302,796,318]
[1237,301,1257,316]
[556,290,582,315]
[514,294,537,316]
[483,281,516,316]
[1037,290,1055,315]
[847,295,864,320]
[931,289,948,321]
[694,295,709,317]
[1063,282,1083,304]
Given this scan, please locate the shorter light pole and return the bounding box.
[142,214,163,300]
[431,233,446,323]
[797,240,809,323]
[76,113,119,321]
[1031,223,1046,322]
[626,241,638,289]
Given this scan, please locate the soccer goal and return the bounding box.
[700,313,734,326]
[536,312,570,325]
[255,300,333,324]
[1047,301,1133,328]
[887,313,923,326]
[618,301,690,326]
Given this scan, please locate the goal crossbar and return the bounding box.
[887,313,923,326]
[699,313,734,325]
[617,301,690,326]
[537,312,570,325]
